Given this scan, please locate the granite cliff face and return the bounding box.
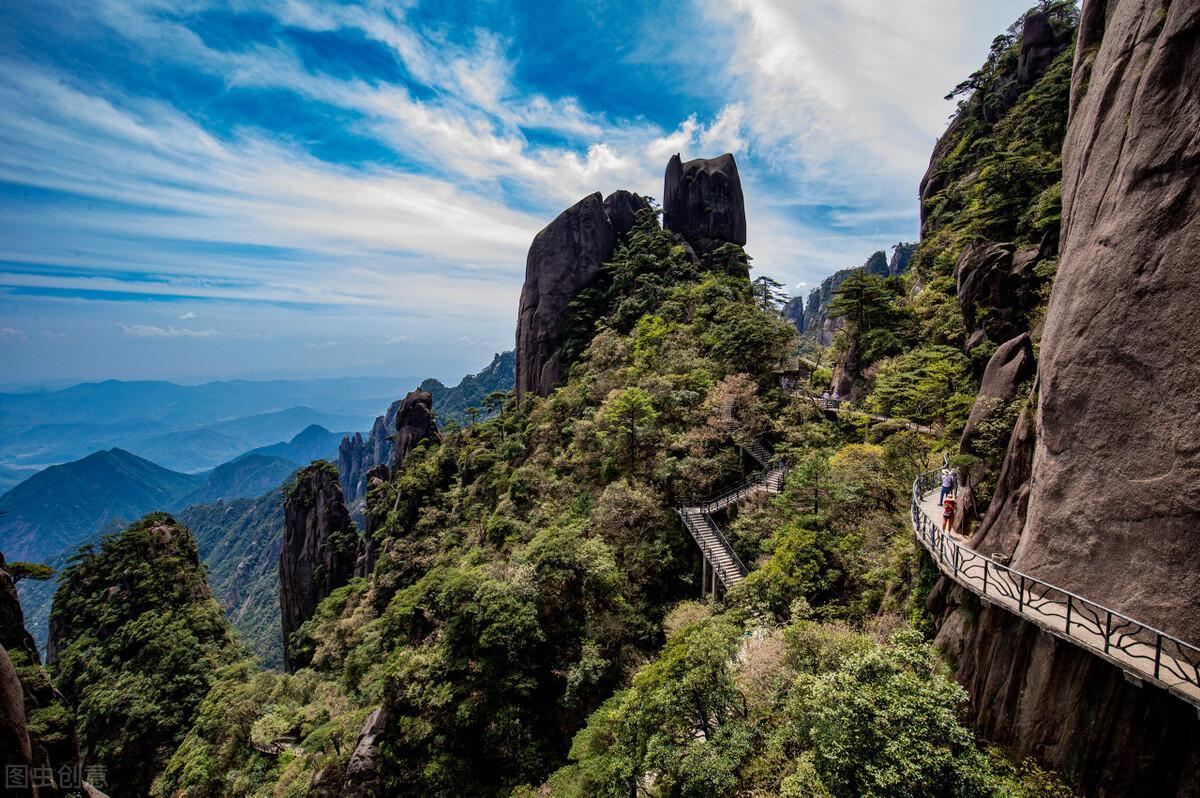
[662,153,747,257]
[279,463,357,671]
[919,10,1072,237]
[515,189,651,399]
[955,242,1050,352]
[936,2,1200,794]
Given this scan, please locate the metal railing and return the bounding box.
[694,464,788,513]
[911,469,1200,708]
[676,508,748,586]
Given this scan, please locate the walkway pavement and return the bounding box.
[915,482,1200,708]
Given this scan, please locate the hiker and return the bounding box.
[821,390,830,407]
[942,493,957,532]
[938,468,956,505]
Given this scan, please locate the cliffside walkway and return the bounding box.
[912,470,1200,709]
[799,392,933,434]
[674,400,786,595]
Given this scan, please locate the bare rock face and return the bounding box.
[337,432,366,504]
[957,334,1036,525]
[603,189,650,241]
[1011,0,1200,642]
[1018,11,1071,85]
[391,388,441,469]
[354,464,391,580]
[663,153,746,255]
[279,463,358,671]
[0,644,34,793]
[514,190,651,400]
[955,243,1047,351]
[515,193,616,400]
[969,389,1037,558]
[932,583,1200,798]
[960,333,1035,451]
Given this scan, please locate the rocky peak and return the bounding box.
[391,388,441,469]
[662,153,746,256]
[1017,11,1071,85]
[514,189,651,400]
[279,462,357,671]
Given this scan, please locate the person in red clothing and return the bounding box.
[942,493,957,532]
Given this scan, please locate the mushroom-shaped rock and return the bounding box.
[663,153,747,253]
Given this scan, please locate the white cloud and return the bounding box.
[179,311,197,320]
[118,323,263,339]
[0,327,28,342]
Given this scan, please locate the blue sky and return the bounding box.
[0,0,1033,385]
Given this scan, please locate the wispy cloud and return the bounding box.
[0,0,1032,382]
[118,323,264,340]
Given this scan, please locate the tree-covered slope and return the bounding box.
[49,514,238,796]
[154,199,1071,797]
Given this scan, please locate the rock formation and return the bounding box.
[340,398,403,504]
[663,153,746,257]
[936,2,1200,793]
[354,464,390,580]
[791,245,913,344]
[515,190,650,399]
[391,388,441,469]
[1014,0,1200,642]
[279,463,358,671]
[603,189,649,241]
[956,334,1035,525]
[955,242,1048,351]
[781,295,804,332]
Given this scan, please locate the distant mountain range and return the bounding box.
[0,376,408,469]
[1,356,515,659]
[0,448,204,563]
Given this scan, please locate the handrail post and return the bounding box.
[1018,575,1026,613]
[983,560,989,594]
[1104,611,1113,654]
[1155,634,1163,679]
[1065,595,1072,633]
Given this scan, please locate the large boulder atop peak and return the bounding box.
[279,463,357,671]
[663,153,747,253]
[515,192,618,400]
[392,388,441,468]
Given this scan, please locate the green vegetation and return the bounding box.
[5,560,53,583]
[177,487,288,668]
[50,513,238,796]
